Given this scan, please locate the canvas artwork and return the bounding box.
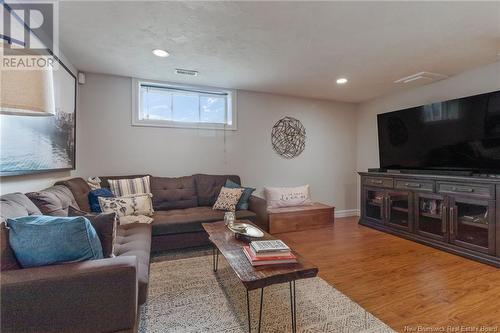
[0,60,76,176]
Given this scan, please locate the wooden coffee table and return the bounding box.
[202,221,318,333]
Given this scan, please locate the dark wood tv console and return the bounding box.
[359,171,500,267]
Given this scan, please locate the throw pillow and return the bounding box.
[99,193,154,217]
[7,215,103,268]
[87,176,102,190]
[225,179,255,210]
[264,185,312,209]
[108,176,151,197]
[88,188,114,213]
[0,223,20,271]
[119,215,154,225]
[213,187,244,212]
[68,206,116,258]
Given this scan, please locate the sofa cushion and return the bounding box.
[26,185,79,216]
[194,174,241,206]
[1,223,20,271]
[0,193,42,222]
[151,176,198,211]
[114,223,152,305]
[152,207,256,236]
[7,215,103,268]
[55,178,92,212]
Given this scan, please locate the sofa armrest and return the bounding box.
[1,257,138,333]
[248,195,269,231]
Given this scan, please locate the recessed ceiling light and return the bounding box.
[152,49,169,57]
[336,77,348,85]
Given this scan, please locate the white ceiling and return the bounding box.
[59,1,500,103]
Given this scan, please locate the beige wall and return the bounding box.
[75,73,359,212]
[355,60,500,208]
[5,60,498,212]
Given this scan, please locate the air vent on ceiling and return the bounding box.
[394,71,448,84]
[175,68,198,76]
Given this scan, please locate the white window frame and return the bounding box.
[132,78,237,130]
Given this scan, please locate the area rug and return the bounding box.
[139,253,395,333]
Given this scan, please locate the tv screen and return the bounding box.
[377,90,500,173]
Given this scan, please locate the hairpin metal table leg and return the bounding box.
[258,288,264,333]
[247,290,251,332]
[246,288,265,333]
[212,246,219,272]
[289,281,297,333]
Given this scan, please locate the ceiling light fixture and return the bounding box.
[336,77,348,85]
[152,49,169,57]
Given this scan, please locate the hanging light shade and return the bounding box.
[0,43,55,116]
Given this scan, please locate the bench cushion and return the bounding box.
[152,207,256,236]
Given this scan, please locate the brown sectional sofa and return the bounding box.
[0,173,268,333]
[57,174,269,252]
[0,192,151,333]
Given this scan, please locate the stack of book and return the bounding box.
[243,240,297,266]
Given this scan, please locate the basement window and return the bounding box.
[132,79,236,130]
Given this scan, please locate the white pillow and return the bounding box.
[98,193,154,217]
[264,185,312,209]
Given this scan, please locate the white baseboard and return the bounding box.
[334,209,360,218]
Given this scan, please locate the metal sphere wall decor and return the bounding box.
[271,116,306,159]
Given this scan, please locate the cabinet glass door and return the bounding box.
[364,188,385,223]
[387,191,411,231]
[450,198,495,254]
[415,194,447,241]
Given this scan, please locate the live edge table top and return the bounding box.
[202,221,319,291]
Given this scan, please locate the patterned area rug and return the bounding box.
[139,253,395,333]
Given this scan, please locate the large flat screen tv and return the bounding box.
[377,90,500,174]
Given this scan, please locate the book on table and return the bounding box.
[249,245,291,258]
[243,245,297,266]
[250,240,290,253]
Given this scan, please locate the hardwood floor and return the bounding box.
[278,217,500,333]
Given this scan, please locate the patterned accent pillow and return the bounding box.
[98,193,154,217]
[213,187,244,212]
[108,176,151,197]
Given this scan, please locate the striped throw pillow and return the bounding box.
[108,176,151,196]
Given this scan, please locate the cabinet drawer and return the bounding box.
[395,179,435,192]
[363,177,393,188]
[437,182,494,199]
